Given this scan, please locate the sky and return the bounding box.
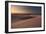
[11,5,41,15]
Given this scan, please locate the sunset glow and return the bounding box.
[11,5,32,14]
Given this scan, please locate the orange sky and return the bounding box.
[11,5,32,14]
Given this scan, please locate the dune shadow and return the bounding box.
[11,15,34,23]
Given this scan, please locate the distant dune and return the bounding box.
[11,13,41,15]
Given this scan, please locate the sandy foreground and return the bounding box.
[11,15,41,28]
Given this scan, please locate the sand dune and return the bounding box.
[11,15,41,28]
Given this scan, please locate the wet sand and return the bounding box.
[11,15,41,28]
